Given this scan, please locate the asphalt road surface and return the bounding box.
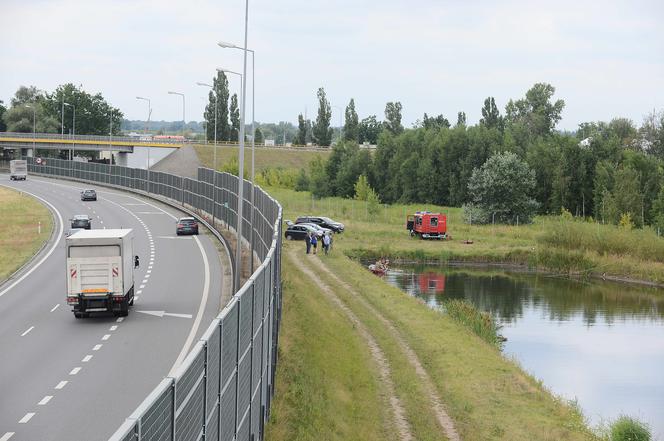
[0,175,225,441]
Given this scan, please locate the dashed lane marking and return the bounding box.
[1,432,15,441]
[116,317,124,323]
[18,413,35,424]
[54,381,67,390]
[50,304,60,312]
[92,344,102,351]
[21,326,34,337]
[110,325,118,331]
[69,367,81,375]
[101,334,111,341]
[82,355,93,362]
[38,396,52,406]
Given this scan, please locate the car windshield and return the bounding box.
[84,190,95,194]
[320,217,336,223]
[179,218,196,224]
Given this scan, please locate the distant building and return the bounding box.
[264,139,275,146]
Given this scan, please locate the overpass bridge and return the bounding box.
[0,132,183,154]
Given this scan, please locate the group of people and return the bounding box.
[305,231,332,255]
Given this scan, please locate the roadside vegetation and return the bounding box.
[0,187,53,282]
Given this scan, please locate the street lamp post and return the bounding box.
[167,91,186,137]
[197,81,219,226]
[218,40,257,272]
[63,102,74,160]
[136,96,152,189]
[25,104,36,154]
[218,67,244,291]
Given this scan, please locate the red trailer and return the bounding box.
[406,211,447,240]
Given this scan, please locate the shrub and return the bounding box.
[609,415,651,441]
[443,299,502,348]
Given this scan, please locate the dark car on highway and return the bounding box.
[176,217,199,235]
[285,223,320,240]
[80,189,97,201]
[71,215,92,230]
[295,216,345,233]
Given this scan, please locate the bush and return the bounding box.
[443,299,502,348]
[609,415,651,441]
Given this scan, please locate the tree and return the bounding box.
[203,71,230,142]
[384,101,403,135]
[41,83,123,136]
[480,97,502,130]
[639,110,664,157]
[422,113,450,130]
[294,113,307,145]
[254,127,264,144]
[343,98,359,141]
[463,152,539,224]
[312,87,333,146]
[0,100,7,132]
[358,115,382,144]
[11,86,42,107]
[308,156,329,197]
[229,93,240,141]
[456,111,467,127]
[354,174,381,215]
[505,83,565,137]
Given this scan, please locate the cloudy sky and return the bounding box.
[1,0,663,130]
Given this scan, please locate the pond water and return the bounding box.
[382,265,664,436]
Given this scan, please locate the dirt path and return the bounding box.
[308,255,462,441]
[288,249,414,441]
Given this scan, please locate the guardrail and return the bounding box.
[2,131,184,145]
[25,157,282,441]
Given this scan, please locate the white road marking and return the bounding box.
[140,284,145,289]
[136,290,142,294]
[55,381,68,390]
[141,279,147,284]
[116,317,124,323]
[100,220,104,224]
[69,367,81,375]
[38,395,53,405]
[21,326,34,337]
[137,310,193,319]
[93,344,102,351]
[18,413,35,424]
[101,334,111,341]
[145,274,150,278]
[134,296,140,301]
[0,187,64,299]
[147,270,151,274]
[82,355,93,362]
[169,235,211,376]
[1,432,15,441]
[110,325,118,331]
[136,211,165,214]
[50,303,60,312]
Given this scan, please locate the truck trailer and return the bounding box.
[9,159,27,180]
[66,229,137,318]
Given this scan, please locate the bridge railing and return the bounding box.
[26,158,282,441]
[2,131,183,145]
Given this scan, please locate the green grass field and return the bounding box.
[193,144,330,173]
[269,187,664,284]
[0,186,54,282]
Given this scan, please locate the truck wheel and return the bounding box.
[286,235,293,241]
[74,312,83,319]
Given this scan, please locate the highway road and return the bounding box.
[0,175,225,441]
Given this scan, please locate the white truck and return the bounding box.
[66,229,138,318]
[9,159,27,180]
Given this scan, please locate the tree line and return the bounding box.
[297,83,664,228]
[1,84,123,137]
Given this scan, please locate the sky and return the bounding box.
[1,0,663,131]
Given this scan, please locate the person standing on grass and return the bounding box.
[311,233,318,254]
[323,233,331,255]
[305,232,312,254]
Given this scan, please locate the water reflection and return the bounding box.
[382,265,664,436]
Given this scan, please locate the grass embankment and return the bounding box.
[269,187,664,284]
[267,245,595,440]
[193,144,330,173]
[0,187,54,282]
